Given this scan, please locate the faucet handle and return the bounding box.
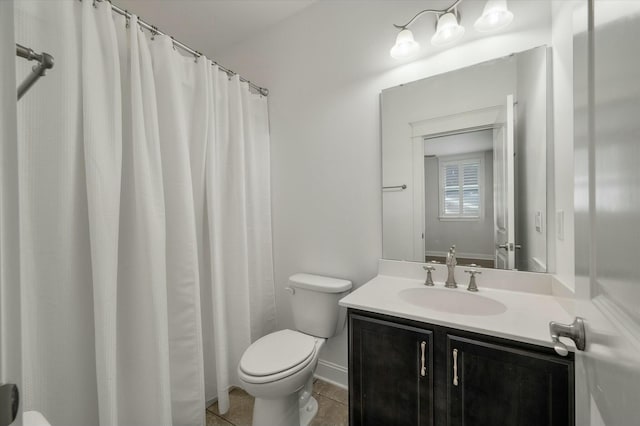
[464,269,481,292]
[422,265,435,286]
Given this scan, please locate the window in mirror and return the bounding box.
[439,154,483,219]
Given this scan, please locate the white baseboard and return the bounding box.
[529,257,547,272]
[314,359,348,390]
[206,396,217,408]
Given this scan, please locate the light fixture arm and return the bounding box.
[393,0,463,29]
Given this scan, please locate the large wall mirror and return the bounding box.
[382,45,551,273]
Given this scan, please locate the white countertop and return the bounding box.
[340,273,576,351]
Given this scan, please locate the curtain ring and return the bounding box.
[125,11,130,28]
[171,37,177,50]
[92,0,97,8]
[151,25,158,40]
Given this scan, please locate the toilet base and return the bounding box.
[299,396,318,426]
[251,376,319,426]
[253,393,299,426]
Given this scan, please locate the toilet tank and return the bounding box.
[288,273,352,338]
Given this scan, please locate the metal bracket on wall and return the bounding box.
[382,184,407,191]
[16,43,54,100]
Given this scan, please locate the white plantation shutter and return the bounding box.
[443,164,460,215]
[439,156,483,218]
[462,162,480,216]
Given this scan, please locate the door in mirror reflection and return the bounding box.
[493,95,516,270]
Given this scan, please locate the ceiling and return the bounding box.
[111,0,552,81]
[114,0,316,57]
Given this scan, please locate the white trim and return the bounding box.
[205,384,238,409]
[314,359,348,389]
[411,105,502,138]
[206,396,218,408]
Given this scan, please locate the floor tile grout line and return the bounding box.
[213,411,237,426]
[313,391,349,407]
[206,407,239,426]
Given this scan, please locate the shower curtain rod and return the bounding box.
[94,0,269,96]
[16,43,54,100]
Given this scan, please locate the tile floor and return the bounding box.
[207,378,348,426]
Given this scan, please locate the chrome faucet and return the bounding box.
[445,245,457,288]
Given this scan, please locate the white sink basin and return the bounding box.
[398,287,508,316]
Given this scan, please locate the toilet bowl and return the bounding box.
[238,330,325,426]
[237,273,352,426]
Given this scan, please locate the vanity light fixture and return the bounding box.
[431,10,465,46]
[390,29,421,59]
[474,0,514,32]
[390,0,514,59]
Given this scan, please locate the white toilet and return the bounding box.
[237,273,352,426]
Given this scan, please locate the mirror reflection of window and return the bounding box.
[439,155,483,219]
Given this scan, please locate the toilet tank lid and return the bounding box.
[289,273,352,293]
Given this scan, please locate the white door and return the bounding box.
[493,95,515,269]
[0,1,22,425]
[569,2,640,425]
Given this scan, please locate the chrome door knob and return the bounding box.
[549,317,586,356]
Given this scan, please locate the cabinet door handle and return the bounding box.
[420,341,427,377]
[452,348,459,386]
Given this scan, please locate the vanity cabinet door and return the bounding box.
[349,313,433,426]
[445,335,574,426]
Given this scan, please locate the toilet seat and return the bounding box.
[239,329,317,384]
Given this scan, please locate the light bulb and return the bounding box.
[474,0,514,32]
[431,12,465,46]
[390,29,420,59]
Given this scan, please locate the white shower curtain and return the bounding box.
[15,1,276,425]
[0,3,22,425]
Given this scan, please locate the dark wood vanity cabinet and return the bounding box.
[349,313,434,426]
[348,309,574,426]
[446,335,574,426]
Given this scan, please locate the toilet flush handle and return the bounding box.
[285,287,295,295]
